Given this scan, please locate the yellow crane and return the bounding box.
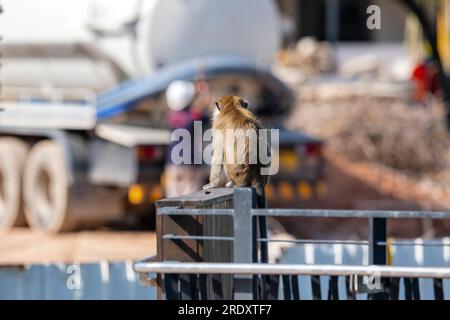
[437,0,450,73]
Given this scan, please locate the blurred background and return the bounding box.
[0,0,450,272]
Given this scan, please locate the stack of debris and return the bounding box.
[289,98,450,174]
[275,37,335,85]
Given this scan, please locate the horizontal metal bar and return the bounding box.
[378,240,450,247]
[256,238,450,247]
[158,207,234,216]
[159,207,450,219]
[252,209,450,219]
[163,234,234,241]
[133,262,450,279]
[258,238,368,245]
[162,236,450,247]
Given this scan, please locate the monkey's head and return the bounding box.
[215,95,248,112]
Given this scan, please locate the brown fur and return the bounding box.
[204,95,270,195]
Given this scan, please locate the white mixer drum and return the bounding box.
[137,0,281,72]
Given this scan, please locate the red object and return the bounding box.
[411,63,427,102]
[138,146,162,161]
[411,62,440,102]
[304,143,322,157]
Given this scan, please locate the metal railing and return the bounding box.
[134,188,450,300]
[134,262,450,279]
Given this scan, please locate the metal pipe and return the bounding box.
[368,217,387,299]
[378,240,450,247]
[158,206,450,220]
[163,234,234,241]
[159,236,450,247]
[252,209,450,219]
[133,262,450,278]
[257,238,368,245]
[158,207,234,216]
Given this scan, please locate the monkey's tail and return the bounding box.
[256,188,266,209]
[251,182,266,209]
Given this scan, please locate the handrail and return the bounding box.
[253,209,450,219]
[158,207,234,216]
[133,261,450,279]
[157,206,450,219]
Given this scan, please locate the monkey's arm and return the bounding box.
[225,181,235,188]
[203,133,228,189]
[203,164,228,189]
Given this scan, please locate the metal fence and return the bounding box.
[134,187,450,300]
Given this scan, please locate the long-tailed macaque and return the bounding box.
[203,95,270,201]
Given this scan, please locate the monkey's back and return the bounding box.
[213,106,270,195]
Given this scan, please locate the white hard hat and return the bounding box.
[166,80,196,111]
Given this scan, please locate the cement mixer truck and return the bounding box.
[0,0,324,232]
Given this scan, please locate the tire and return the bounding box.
[0,139,27,230]
[23,140,73,232]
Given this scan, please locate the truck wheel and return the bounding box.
[23,140,73,232]
[0,139,27,230]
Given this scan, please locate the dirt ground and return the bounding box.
[0,229,156,265]
[278,150,450,239]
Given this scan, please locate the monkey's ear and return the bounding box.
[215,101,221,111]
[239,98,248,109]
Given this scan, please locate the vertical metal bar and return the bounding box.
[433,278,444,300]
[258,190,268,263]
[259,217,268,262]
[164,274,179,300]
[328,276,339,300]
[369,218,387,265]
[368,217,387,300]
[233,188,255,300]
[212,275,223,300]
[291,275,300,300]
[233,188,254,263]
[389,278,399,300]
[261,275,270,300]
[179,274,192,300]
[156,206,164,300]
[311,275,322,300]
[411,278,421,300]
[199,274,208,300]
[190,274,198,300]
[268,275,280,300]
[252,213,259,299]
[257,191,269,300]
[404,278,412,300]
[258,216,269,299]
[282,275,292,300]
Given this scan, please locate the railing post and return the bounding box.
[233,188,255,299]
[368,217,387,300]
